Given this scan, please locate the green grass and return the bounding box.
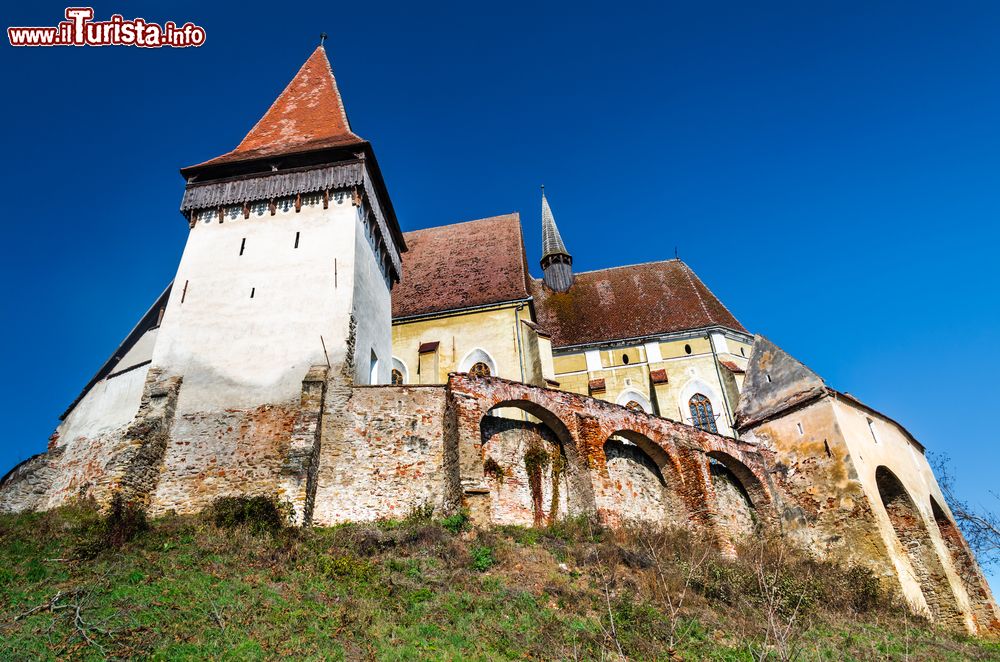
[0,503,996,660]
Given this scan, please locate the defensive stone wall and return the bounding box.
[1,371,996,636]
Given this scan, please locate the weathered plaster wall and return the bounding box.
[831,396,994,632]
[40,366,152,509]
[311,385,451,525]
[739,399,889,568]
[152,193,359,412]
[148,400,299,516]
[710,461,756,539]
[0,451,62,513]
[602,437,680,526]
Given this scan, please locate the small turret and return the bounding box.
[540,186,573,292]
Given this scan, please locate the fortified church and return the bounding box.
[1,45,996,635]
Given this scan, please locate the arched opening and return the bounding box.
[706,451,768,540]
[459,348,497,377]
[479,400,588,527]
[602,429,688,527]
[930,497,993,628]
[616,389,652,413]
[876,467,963,624]
[390,357,408,385]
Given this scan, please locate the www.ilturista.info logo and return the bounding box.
[8,7,206,48]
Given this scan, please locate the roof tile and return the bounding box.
[190,46,364,169]
[392,214,531,318]
[530,260,746,348]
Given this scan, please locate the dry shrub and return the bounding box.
[211,495,290,534]
[72,493,148,559]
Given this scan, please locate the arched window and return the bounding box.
[616,389,651,413]
[390,357,408,385]
[470,362,492,377]
[459,348,497,377]
[689,393,717,433]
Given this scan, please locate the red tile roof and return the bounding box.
[720,360,746,374]
[531,260,746,348]
[190,46,364,169]
[392,214,531,318]
[650,369,669,384]
[589,378,607,393]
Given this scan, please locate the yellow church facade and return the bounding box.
[390,196,753,438]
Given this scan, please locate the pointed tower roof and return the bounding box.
[734,335,828,429]
[541,187,570,260]
[189,45,365,169]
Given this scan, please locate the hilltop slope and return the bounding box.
[0,504,996,660]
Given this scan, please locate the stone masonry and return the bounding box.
[1,370,997,636]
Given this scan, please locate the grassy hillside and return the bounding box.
[0,501,996,661]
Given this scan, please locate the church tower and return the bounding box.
[157,43,405,396]
[540,186,573,291]
[143,44,406,521]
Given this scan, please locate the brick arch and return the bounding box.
[875,466,964,626]
[706,450,772,510]
[447,374,779,532]
[486,399,575,450]
[604,428,682,483]
[704,450,773,541]
[600,428,690,526]
[477,398,596,522]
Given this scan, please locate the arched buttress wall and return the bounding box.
[929,496,998,632]
[875,466,964,626]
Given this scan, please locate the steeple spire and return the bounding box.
[188,44,364,169]
[540,186,574,292]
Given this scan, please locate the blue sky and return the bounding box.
[2,2,998,588]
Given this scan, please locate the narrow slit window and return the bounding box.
[867,417,880,444]
[369,350,379,385]
[181,280,189,303]
[250,287,255,299]
[239,238,246,256]
[796,422,804,436]
[294,232,300,249]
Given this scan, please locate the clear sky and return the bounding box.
[2,2,997,589]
